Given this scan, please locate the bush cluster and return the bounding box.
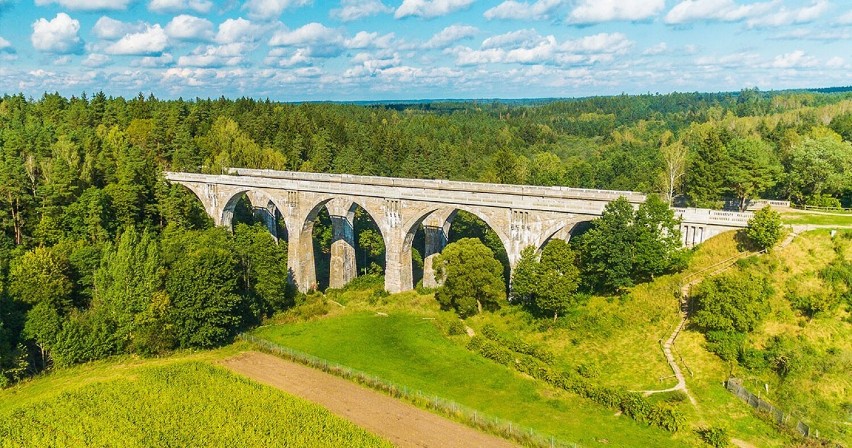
[480,324,555,364]
[467,336,685,432]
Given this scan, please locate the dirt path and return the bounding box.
[220,351,517,448]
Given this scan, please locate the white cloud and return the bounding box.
[134,53,174,67]
[665,0,775,25]
[642,42,668,55]
[31,13,84,54]
[82,53,110,67]
[268,22,344,57]
[345,31,395,49]
[93,16,146,40]
[395,0,474,19]
[178,42,252,67]
[34,0,132,10]
[243,0,311,20]
[331,0,393,21]
[769,49,818,68]
[148,0,213,13]
[0,36,13,52]
[568,0,664,24]
[838,11,852,25]
[746,0,828,28]
[165,15,214,41]
[215,18,261,44]
[425,25,477,49]
[826,57,844,68]
[264,48,312,67]
[484,0,562,21]
[106,24,169,55]
[481,29,543,50]
[452,31,632,66]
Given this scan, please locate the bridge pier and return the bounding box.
[421,210,455,288]
[327,199,357,289]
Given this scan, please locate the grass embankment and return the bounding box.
[0,346,391,448]
[254,312,686,447]
[781,209,852,226]
[711,229,851,442]
[254,232,803,447]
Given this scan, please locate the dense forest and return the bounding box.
[1,88,852,386]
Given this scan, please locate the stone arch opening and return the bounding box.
[300,197,386,291]
[400,206,512,292]
[163,182,215,229]
[220,189,287,240]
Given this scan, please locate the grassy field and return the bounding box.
[0,347,391,448]
[781,209,852,226]
[255,309,753,447]
[253,231,815,447]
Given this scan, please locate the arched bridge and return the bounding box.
[165,168,753,293]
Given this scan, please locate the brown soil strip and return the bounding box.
[220,351,517,448]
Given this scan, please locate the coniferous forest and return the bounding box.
[1,88,852,386]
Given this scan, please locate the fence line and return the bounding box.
[237,334,576,448]
[725,378,819,439]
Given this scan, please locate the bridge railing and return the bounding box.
[226,168,648,203]
[673,208,753,226]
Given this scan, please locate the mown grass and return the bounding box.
[0,347,391,448]
[254,312,704,447]
[781,210,852,226]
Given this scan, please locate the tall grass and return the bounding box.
[0,361,392,448]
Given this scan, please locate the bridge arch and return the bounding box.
[293,195,388,291]
[398,205,513,292]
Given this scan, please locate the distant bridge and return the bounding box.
[165,168,752,293]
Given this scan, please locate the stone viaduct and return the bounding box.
[165,168,753,294]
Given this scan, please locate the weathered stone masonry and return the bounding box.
[165,168,753,293]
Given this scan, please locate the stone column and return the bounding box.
[326,199,357,289]
[421,210,455,288]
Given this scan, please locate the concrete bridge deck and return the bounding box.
[165,169,752,293]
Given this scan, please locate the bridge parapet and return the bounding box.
[165,169,754,292]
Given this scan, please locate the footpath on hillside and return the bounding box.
[220,351,517,448]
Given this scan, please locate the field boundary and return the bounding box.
[239,334,575,448]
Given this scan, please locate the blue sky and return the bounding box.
[0,0,849,100]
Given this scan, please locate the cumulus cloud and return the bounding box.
[0,36,11,49]
[665,0,774,25]
[215,17,262,44]
[268,22,345,57]
[93,16,146,40]
[243,0,311,20]
[395,0,474,19]
[642,42,668,55]
[148,0,213,13]
[134,53,174,67]
[105,24,169,55]
[31,13,84,54]
[345,31,395,49]
[331,0,393,21]
[769,49,818,68]
[568,0,664,24]
[178,42,252,67]
[264,47,312,67]
[481,28,543,49]
[746,0,828,28]
[82,53,110,67]
[424,24,477,49]
[34,0,132,10]
[165,15,214,41]
[451,30,632,66]
[484,0,563,21]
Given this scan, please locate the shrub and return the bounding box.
[704,331,745,361]
[746,206,783,251]
[697,426,729,447]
